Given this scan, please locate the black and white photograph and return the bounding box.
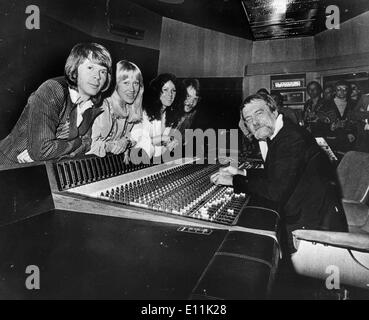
[0,0,369,303]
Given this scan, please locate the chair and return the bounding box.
[291,151,369,290]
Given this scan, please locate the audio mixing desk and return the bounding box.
[0,154,280,299]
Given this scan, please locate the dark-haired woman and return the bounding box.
[132,73,179,158]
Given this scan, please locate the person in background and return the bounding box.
[132,73,180,159]
[87,60,143,160]
[350,82,362,104]
[257,88,270,96]
[270,91,299,125]
[0,42,112,166]
[349,92,369,153]
[303,81,330,136]
[324,80,356,152]
[323,85,335,102]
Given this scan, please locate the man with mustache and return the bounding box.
[211,94,347,253]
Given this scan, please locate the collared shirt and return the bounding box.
[258,114,284,161]
[69,88,93,127]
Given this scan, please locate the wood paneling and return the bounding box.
[246,12,369,94]
[159,18,252,78]
[247,59,317,76]
[244,75,270,97]
[252,37,315,64]
[248,12,369,76]
[316,11,369,60]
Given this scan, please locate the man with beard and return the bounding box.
[211,93,347,252]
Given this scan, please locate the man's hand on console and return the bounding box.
[210,166,246,186]
[220,166,246,176]
[210,171,233,186]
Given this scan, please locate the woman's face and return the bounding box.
[116,71,140,105]
[160,80,176,108]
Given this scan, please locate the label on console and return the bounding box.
[177,226,213,236]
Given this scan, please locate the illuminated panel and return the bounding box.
[271,79,305,90]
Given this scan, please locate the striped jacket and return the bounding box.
[0,77,103,166]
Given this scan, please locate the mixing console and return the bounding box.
[98,163,248,225]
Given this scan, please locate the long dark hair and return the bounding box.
[143,73,180,126]
[166,78,201,127]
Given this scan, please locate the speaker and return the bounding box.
[108,22,145,40]
[107,0,146,40]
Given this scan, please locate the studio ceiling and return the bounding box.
[128,0,369,40]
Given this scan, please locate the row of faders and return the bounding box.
[55,154,154,190]
[99,164,249,225]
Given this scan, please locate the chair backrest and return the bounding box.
[337,151,369,203]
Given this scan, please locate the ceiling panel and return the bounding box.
[127,0,369,40]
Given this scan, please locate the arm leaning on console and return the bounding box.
[88,101,113,158]
[131,113,178,158]
[27,80,84,161]
[130,112,155,158]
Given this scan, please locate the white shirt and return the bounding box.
[69,88,93,127]
[131,111,172,158]
[258,114,284,162]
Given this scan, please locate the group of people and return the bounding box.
[302,80,368,154]
[230,81,367,253]
[0,43,201,166]
[264,80,369,153]
[0,41,358,256]
[243,81,369,155]
[265,80,368,154]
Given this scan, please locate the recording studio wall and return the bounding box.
[245,11,369,96]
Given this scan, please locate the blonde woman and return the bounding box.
[88,60,143,158]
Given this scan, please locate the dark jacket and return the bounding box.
[349,94,369,153]
[0,77,103,165]
[233,119,347,252]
